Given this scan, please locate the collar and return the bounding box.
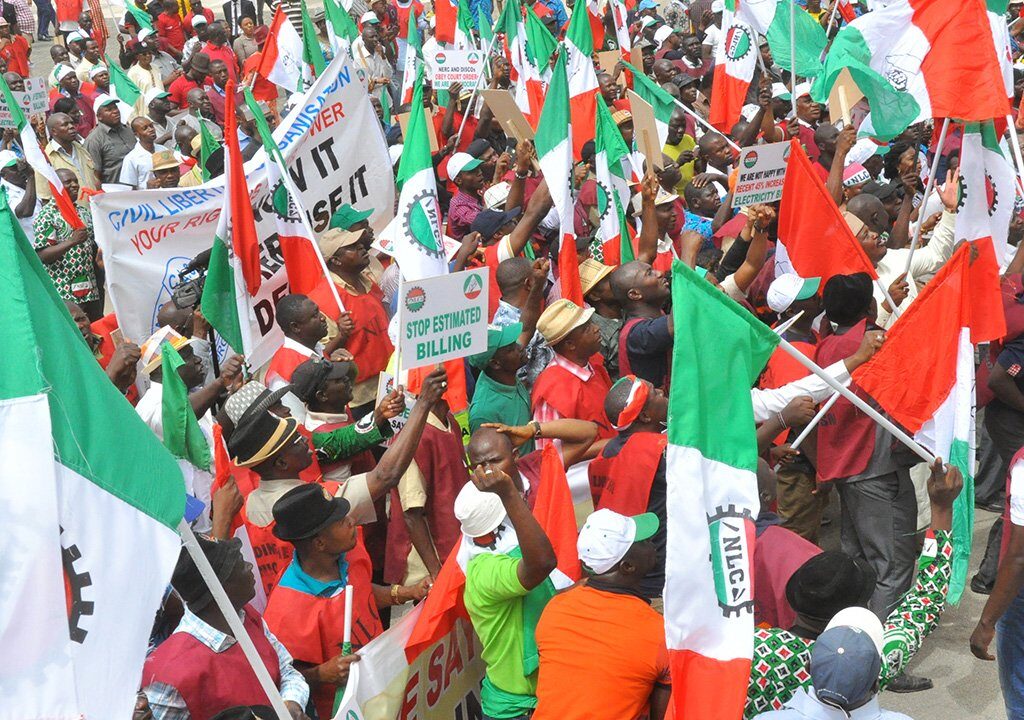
[552,353,593,381]
[176,606,248,653]
[282,336,320,357]
[330,269,372,294]
[305,408,350,431]
[280,551,349,598]
[478,370,523,395]
[786,687,883,719]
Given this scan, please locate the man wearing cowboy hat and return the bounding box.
[150,149,183,188]
[227,368,447,597]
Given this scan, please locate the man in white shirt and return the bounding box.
[0,151,39,241]
[119,115,171,188]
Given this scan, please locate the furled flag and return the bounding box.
[564,0,598,159]
[393,64,450,282]
[478,6,494,44]
[519,6,555,125]
[434,0,458,45]
[497,0,541,125]
[777,140,878,285]
[242,89,344,318]
[665,259,779,720]
[200,80,261,355]
[404,443,581,663]
[594,97,634,264]
[709,9,758,133]
[989,0,1015,119]
[813,0,1009,138]
[535,50,582,305]
[104,53,141,106]
[586,0,605,54]
[400,8,421,105]
[198,118,219,182]
[622,60,676,147]
[525,6,557,70]
[837,0,856,23]
[0,192,184,719]
[323,0,359,57]
[957,122,1017,269]
[732,0,826,77]
[854,238,1006,603]
[454,0,476,48]
[121,0,154,30]
[610,0,631,54]
[257,5,311,92]
[300,0,328,76]
[0,75,83,229]
[161,342,212,470]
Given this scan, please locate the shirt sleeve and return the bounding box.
[336,472,378,525]
[1011,460,1024,526]
[263,621,311,708]
[997,337,1024,393]
[878,530,953,688]
[910,210,957,278]
[466,553,529,603]
[625,316,673,357]
[397,459,428,511]
[143,682,189,720]
[312,417,388,461]
[750,360,851,422]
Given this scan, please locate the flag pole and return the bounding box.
[1003,114,1024,198]
[821,1,841,57]
[455,32,502,145]
[902,116,950,276]
[789,1,797,117]
[669,93,741,151]
[178,520,292,720]
[788,391,840,451]
[777,337,935,464]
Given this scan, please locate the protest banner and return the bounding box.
[92,54,395,371]
[732,141,790,207]
[0,77,48,128]
[398,269,489,370]
[425,48,487,90]
[333,604,484,720]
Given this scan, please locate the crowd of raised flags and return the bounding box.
[6,0,1024,717]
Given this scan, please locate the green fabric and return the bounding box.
[464,553,535,710]
[311,419,390,459]
[510,546,555,677]
[0,72,26,129]
[323,0,358,44]
[300,0,327,76]
[468,372,533,455]
[764,3,826,78]
[594,95,633,263]
[810,26,921,142]
[126,2,154,31]
[495,0,520,39]
[947,437,973,605]
[159,342,212,470]
[105,53,142,106]
[524,7,556,70]
[533,50,568,159]
[478,6,494,43]
[620,61,676,123]
[199,237,243,353]
[397,64,431,191]
[0,189,184,528]
[668,260,778,471]
[198,119,219,182]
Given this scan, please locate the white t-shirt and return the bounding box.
[1010,458,1024,526]
[702,24,721,47]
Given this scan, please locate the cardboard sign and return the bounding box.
[480,89,535,141]
[732,141,790,207]
[397,107,439,153]
[828,68,863,126]
[627,90,663,170]
[0,77,48,128]
[399,269,488,370]
[425,49,486,90]
[375,371,416,443]
[597,50,626,87]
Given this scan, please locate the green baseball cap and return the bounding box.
[469,323,522,370]
[329,204,374,231]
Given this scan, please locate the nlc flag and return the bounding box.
[0,192,185,718]
[665,260,779,719]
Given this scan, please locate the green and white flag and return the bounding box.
[957,122,1016,269]
[160,342,212,470]
[300,0,328,77]
[594,96,633,263]
[0,192,184,719]
[621,60,675,147]
[730,0,826,77]
[665,260,779,720]
[392,64,449,282]
[323,0,359,57]
[104,53,142,106]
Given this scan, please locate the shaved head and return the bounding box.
[467,426,514,460]
[609,261,645,304]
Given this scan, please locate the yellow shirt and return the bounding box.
[664,135,698,194]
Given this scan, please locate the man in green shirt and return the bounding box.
[469,323,533,454]
[455,436,557,720]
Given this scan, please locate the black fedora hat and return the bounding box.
[785,551,877,623]
[272,483,351,541]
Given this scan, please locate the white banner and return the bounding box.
[92,54,395,370]
[334,604,485,720]
[424,49,487,90]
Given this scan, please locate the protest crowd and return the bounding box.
[11,0,1024,718]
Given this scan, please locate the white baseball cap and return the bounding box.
[360,10,379,24]
[388,143,403,166]
[771,82,791,101]
[54,63,76,82]
[711,0,724,11]
[138,27,156,42]
[93,94,120,116]
[653,25,674,48]
[454,482,507,538]
[766,273,821,313]
[484,181,511,209]
[577,509,659,575]
[447,151,483,179]
[191,14,208,27]
[793,82,812,99]
[824,606,884,655]
[0,150,17,168]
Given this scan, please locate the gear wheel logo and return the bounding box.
[402,189,446,261]
[61,528,94,644]
[594,178,613,225]
[985,170,999,216]
[724,25,751,62]
[706,504,755,618]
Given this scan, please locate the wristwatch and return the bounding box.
[529,420,542,439]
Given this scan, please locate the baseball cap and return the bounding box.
[290,356,356,402]
[89,63,108,79]
[710,0,724,11]
[470,207,522,238]
[447,152,483,179]
[469,322,522,369]
[191,14,208,26]
[766,273,820,313]
[54,63,76,82]
[454,481,507,537]
[843,163,871,188]
[137,27,156,42]
[811,608,885,711]
[862,180,901,201]
[93,94,119,116]
[638,0,658,8]
[317,227,362,258]
[845,137,888,167]
[577,509,659,575]
[771,82,791,101]
[0,150,17,169]
[653,25,674,47]
[639,15,658,28]
[329,204,374,231]
[66,30,86,43]
[484,181,511,209]
[360,10,379,24]
[793,82,812,99]
[145,87,171,105]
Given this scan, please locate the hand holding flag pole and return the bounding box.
[455,32,502,145]
[902,117,951,276]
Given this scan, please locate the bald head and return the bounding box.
[467,426,515,461]
[495,257,533,296]
[609,261,645,304]
[846,192,889,232]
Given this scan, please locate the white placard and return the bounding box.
[0,77,48,127]
[398,269,488,370]
[732,141,791,207]
[425,49,486,90]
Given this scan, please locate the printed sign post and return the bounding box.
[732,141,790,207]
[398,269,488,370]
[425,49,485,90]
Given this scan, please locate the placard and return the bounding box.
[425,49,486,90]
[732,141,790,207]
[828,67,864,126]
[627,90,663,170]
[0,77,48,128]
[398,269,488,370]
[397,107,439,153]
[480,89,535,142]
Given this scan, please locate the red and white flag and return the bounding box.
[257,6,309,92]
[709,10,757,133]
[564,1,598,159]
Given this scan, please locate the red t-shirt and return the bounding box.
[0,36,29,77]
[156,12,186,51]
[167,73,200,108]
[201,42,240,81]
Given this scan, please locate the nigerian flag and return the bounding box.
[300,0,327,76]
[665,260,778,720]
[957,122,1016,269]
[393,64,449,281]
[0,190,184,719]
[105,54,141,106]
[160,342,212,470]
[730,0,826,77]
[594,97,633,263]
[323,0,358,56]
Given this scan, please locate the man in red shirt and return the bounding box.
[183,0,215,35]
[168,52,209,108]
[155,0,187,52]
[0,18,29,77]
[201,21,239,82]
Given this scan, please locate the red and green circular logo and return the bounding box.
[743,150,758,169]
[406,286,427,312]
[435,52,446,65]
[463,273,483,300]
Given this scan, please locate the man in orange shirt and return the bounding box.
[534,509,670,720]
